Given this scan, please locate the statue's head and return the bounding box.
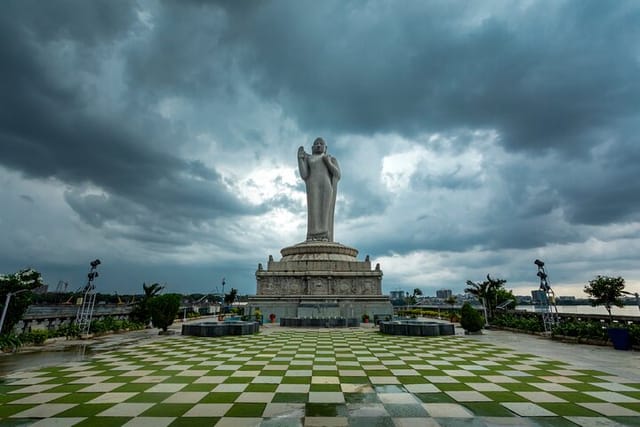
[312,137,327,154]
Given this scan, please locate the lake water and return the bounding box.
[516,305,640,317]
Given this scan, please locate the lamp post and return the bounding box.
[0,289,29,334]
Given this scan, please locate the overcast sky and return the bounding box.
[1,1,639,298]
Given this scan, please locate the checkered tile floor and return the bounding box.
[1,329,639,426]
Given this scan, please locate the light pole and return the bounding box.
[0,289,29,334]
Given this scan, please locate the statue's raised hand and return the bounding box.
[298,146,307,159]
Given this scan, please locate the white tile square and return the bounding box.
[252,376,282,384]
[424,376,458,383]
[421,403,473,417]
[308,392,345,403]
[276,384,310,393]
[213,383,248,392]
[97,403,154,417]
[162,391,208,403]
[404,383,440,393]
[593,382,638,392]
[88,392,138,403]
[311,376,339,384]
[122,417,175,427]
[468,382,507,392]
[516,391,567,403]
[79,383,125,393]
[10,404,76,419]
[340,384,374,393]
[584,391,639,403]
[29,417,86,427]
[262,403,305,418]
[500,402,556,417]
[132,376,170,384]
[446,391,492,402]
[214,418,263,427]
[235,392,274,403]
[578,403,640,416]
[193,376,227,384]
[369,376,400,385]
[8,384,58,394]
[529,382,573,392]
[145,383,187,393]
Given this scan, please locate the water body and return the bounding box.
[516,304,640,317]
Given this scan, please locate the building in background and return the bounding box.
[436,289,452,299]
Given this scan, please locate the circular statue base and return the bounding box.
[280,241,359,262]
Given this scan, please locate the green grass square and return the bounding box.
[246,383,278,392]
[282,376,311,384]
[553,391,607,403]
[538,402,602,416]
[305,403,348,417]
[482,391,529,402]
[463,402,517,417]
[199,392,240,403]
[310,384,341,392]
[417,370,442,376]
[141,403,192,417]
[610,416,640,426]
[48,383,88,393]
[113,383,153,392]
[126,392,171,403]
[75,417,132,427]
[169,417,220,427]
[163,376,194,384]
[397,376,427,384]
[414,393,456,403]
[52,392,102,403]
[57,403,113,417]
[225,402,266,417]
[434,383,472,392]
[565,382,603,392]
[272,392,309,403]
[0,404,35,418]
[181,383,215,392]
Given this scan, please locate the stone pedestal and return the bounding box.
[249,241,393,322]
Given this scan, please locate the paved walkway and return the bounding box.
[0,324,638,426]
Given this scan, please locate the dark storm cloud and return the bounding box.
[212,1,639,153]
[0,0,256,240]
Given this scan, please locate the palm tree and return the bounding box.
[465,280,489,326]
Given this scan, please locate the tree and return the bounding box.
[460,302,484,333]
[130,282,164,325]
[0,268,44,334]
[465,275,509,324]
[584,275,625,323]
[148,293,181,332]
[224,288,238,306]
[445,295,457,320]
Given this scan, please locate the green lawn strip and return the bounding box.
[74,417,133,427]
[0,404,36,418]
[565,383,609,392]
[126,392,171,403]
[434,383,472,392]
[140,403,193,417]
[224,402,267,417]
[610,416,640,426]
[271,392,309,403]
[618,402,640,412]
[181,383,216,392]
[396,376,428,384]
[51,392,103,403]
[310,383,341,392]
[198,392,240,403]
[168,417,220,427]
[113,382,155,392]
[501,382,544,392]
[526,417,581,427]
[551,391,606,403]
[620,391,640,400]
[482,391,529,402]
[245,383,278,392]
[0,392,28,404]
[56,403,114,417]
[413,393,456,403]
[538,402,603,417]
[462,402,517,417]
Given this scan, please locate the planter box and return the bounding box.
[608,327,631,350]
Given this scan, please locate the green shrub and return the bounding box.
[460,302,484,332]
[0,333,22,352]
[149,294,181,332]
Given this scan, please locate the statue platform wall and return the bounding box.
[249,241,393,321]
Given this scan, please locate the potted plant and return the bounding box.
[460,302,484,335]
[584,275,629,350]
[361,313,370,323]
[269,313,276,323]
